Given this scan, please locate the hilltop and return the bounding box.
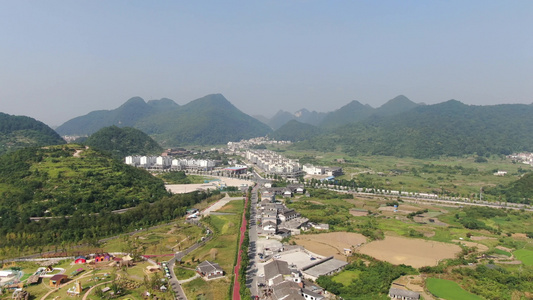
[0,144,167,218]
[0,112,65,155]
[55,97,180,136]
[85,126,163,159]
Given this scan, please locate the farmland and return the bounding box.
[426,278,483,300]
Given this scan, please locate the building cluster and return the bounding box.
[124,156,217,170]
[508,152,533,166]
[246,150,303,178]
[302,165,343,177]
[257,187,328,239]
[227,137,291,151]
[261,255,347,299]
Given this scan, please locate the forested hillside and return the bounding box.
[270,120,322,142]
[57,94,272,146]
[85,126,163,159]
[0,145,167,217]
[0,112,65,155]
[135,94,272,146]
[296,100,533,158]
[0,145,221,253]
[55,97,180,136]
[486,172,533,204]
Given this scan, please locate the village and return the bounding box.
[1,142,532,300]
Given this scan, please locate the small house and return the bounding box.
[49,274,68,288]
[196,261,224,279]
[388,288,420,300]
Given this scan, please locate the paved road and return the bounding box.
[232,189,251,300]
[167,221,213,300]
[245,185,261,298]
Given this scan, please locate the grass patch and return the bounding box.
[174,267,196,280]
[513,249,533,266]
[182,277,231,300]
[426,278,483,300]
[493,248,512,257]
[331,270,360,286]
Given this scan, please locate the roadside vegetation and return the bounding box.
[180,200,244,300]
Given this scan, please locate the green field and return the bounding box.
[332,270,360,286]
[181,200,244,300]
[276,146,525,200]
[493,248,512,257]
[513,249,533,266]
[426,278,483,300]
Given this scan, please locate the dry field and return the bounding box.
[293,232,367,261]
[358,236,461,268]
[294,233,461,267]
[349,209,369,217]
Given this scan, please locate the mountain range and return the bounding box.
[295,100,533,158]
[56,94,272,147]
[43,93,533,158]
[262,95,421,130]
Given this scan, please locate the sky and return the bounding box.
[1,1,532,127]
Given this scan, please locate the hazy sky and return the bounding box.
[1,1,532,126]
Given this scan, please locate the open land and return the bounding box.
[166,176,253,194]
[294,233,461,268]
[293,232,367,261]
[358,235,461,268]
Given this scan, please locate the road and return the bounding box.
[245,184,261,298]
[167,221,213,300]
[232,190,250,300]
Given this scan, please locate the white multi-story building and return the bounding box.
[125,156,216,170]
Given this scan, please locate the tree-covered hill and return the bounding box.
[0,145,224,254]
[55,97,180,136]
[295,100,533,158]
[85,126,163,159]
[0,112,65,155]
[373,95,420,117]
[0,145,168,219]
[319,100,375,129]
[270,120,323,142]
[267,110,297,130]
[135,94,273,146]
[486,172,533,204]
